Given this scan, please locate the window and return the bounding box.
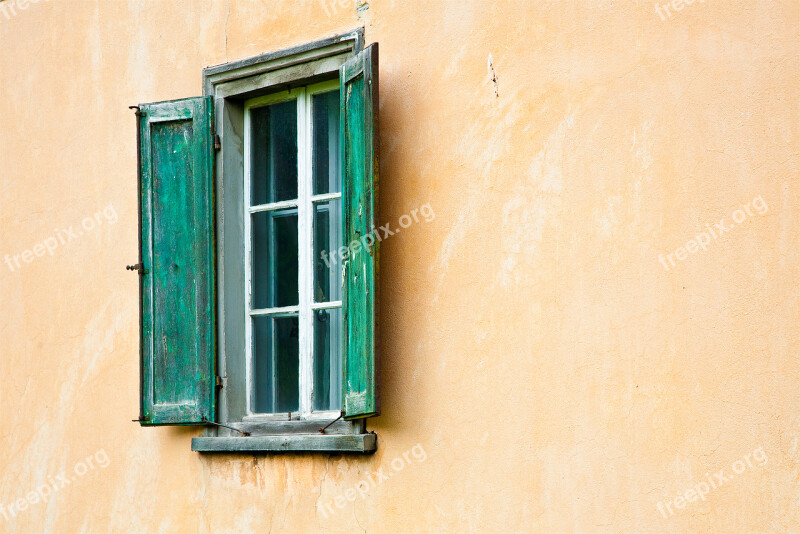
[131,30,380,453]
[243,82,343,418]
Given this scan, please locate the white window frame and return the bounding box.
[242,79,342,421]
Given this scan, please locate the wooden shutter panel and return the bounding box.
[136,96,216,425]
[340,44,380,420]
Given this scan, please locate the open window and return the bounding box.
[131,30,379,453]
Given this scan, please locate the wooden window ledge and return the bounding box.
[191,433,377,453]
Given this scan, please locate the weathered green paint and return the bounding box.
[191,433,377,453]
[138,96,216,426]
[340,44,380,420]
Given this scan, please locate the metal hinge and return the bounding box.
[214,134,221,151]
[215,376,223,389]
[201,416,250,436]
[319,411,344,434]
[126,263,148,275]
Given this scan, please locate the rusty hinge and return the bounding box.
[214,134,221,151]
[215,376,223,389]
[201,416,250,436]
[126,263,148,275]
[129,105,144,117]
[319,411,344,434]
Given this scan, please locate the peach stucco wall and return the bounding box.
[1,0,799,532]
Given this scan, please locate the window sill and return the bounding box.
[191,433,377,453]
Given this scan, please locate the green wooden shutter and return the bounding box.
[341,43,380,420]
[136,96,216,426]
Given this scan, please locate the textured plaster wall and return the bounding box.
[0,0,798,532]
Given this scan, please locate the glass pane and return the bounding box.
[251,100,298,205]
[252,209,298,309]
[313,308,342,411]
[313,200,342,302]
[253,316,299,413]
[312,90,341,195]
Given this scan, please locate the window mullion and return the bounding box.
[298,88,313,416]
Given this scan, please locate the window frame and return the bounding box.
[242,80,343,421]
[201,30,368,442]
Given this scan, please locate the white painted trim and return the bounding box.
[249,199,298,213]
[250,305,300,316]
[311,192,342,203]
[298,86,312,417]
[311,301,342,310]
